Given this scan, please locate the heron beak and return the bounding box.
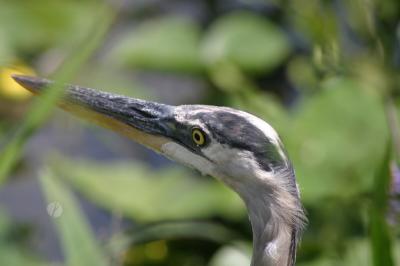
[11,74,175,152]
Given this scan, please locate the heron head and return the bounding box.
[159,105,292,194]
[13,75,306,266]
[12,75,296,198]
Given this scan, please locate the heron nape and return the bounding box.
[12,74,306,266]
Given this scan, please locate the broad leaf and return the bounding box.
[52,158,245,221]
[111,16,203,73]
[202,11,291,74]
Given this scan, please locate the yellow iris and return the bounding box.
[192,128,206,146]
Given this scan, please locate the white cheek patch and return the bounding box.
[201,143,265,182]
[161,142,215,176]
[201,143,229,164]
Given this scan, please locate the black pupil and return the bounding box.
[194,132,201,141]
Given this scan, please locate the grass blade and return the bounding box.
[369,144,394,266]
[0,4,116,183]
[40,168,107,266]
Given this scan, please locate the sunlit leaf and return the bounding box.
[0,1,98,53]
[111,16,203,73]
[201,11,291,74]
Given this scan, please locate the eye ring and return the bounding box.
[191,128,206,147]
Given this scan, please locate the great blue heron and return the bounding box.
[12,75,306,266]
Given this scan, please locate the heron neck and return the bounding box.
[232,179,301,266]
[215,166,304,266]
[246,197,295,266]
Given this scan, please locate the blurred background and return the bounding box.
[0,0,399,265]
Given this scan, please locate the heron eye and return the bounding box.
[192,128,206,146]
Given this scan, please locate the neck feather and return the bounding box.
[247,198,299,266]
[234,169,306,266]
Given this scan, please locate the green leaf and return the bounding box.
[201,11,291,74]
[285,78,388,201]
[40,169,108,266]
[111,16,203,73]
[52,158,245,221]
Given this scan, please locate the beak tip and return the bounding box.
[11,74,50,94]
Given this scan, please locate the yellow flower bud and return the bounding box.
[0,64,36,101]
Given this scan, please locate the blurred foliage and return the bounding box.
[0,0,399,266]
[201,11,291,74]
[0,2,115,183]
[52,158,245,221]
[286,78,387,201]
[112,16,203,74]
[0,0,97,61]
